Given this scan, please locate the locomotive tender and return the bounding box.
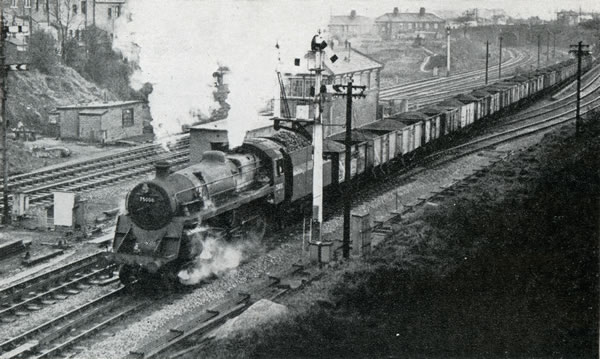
[111,57,593,285]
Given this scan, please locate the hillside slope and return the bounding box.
[5,64,118,133]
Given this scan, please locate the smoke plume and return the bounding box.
[177,236,258,285]
[113,0,330,148]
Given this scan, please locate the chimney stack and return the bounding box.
[350,10,356,18]
[419,7,426,16]
[155,161,171,179]
[393,7,399,16]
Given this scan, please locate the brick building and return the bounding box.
[276,45,383,138]
[375,7,445,40]
[54,100,150,142]
[328,10,374,42]
[1,0,127,49]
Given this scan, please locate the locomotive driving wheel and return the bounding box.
[240,209,267,242]
[119,265,138,286]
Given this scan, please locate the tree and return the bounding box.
[580,18,600,31]
[454,15,472,37]
[49,0,82,64]
[81,26,135,98]
[28,31,59,74]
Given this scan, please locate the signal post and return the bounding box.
[0,10,30,224]
[308,32,327,261]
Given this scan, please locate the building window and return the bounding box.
[81,1,86,14]
[108,7,112,18]
[35,0,39,10]
[288,78,304,98]
[116,5,120,17]
[75,29,80,40]
[304,79,315,98]
[11,0,17,8]
[69,29,73,38]
[434,23,438,29]
[122,108,134,127]
[24,0,31,8]
[72,4,77,13]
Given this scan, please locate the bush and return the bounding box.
[28,31,59,74]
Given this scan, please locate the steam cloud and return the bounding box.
[113,0,330,148]
[177,236,258,285]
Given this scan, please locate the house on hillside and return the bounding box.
[328,10,374,42]
[54,100,151,143]
[2,0,128,49]
[375,7,445,40]
[275,45,383,138]
[556,10,580,26]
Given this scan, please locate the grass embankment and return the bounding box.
[368,37,508,87]
[195,118,599,358]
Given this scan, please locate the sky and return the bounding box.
[113,0,599,147]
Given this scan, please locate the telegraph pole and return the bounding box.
[446,26,451,77]
[336,80,366,259]
[1,12,30,224]
[546,30,550,64]
[498,36,503,79]
[537,33,541,68]
[569,41,590,135]
[0,10,8,224]
[485,40,489,84]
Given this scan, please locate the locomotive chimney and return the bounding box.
[155,161,171,179]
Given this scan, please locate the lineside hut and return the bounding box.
[54,101,150,143]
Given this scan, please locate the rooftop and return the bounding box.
[376,12,444,23]
[329,11,373,26]
[56,100,143,110]
[79,109,109,116]
[280,47,383,76]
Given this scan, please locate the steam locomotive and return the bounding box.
[110,56,592,285]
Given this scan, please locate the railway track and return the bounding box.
[410,60,600,110]
[0,286,144,359]
[0,253,115,323]
[5,135,188,192]
[379,47,532,100]
[379,47,568,111]
[0,137,190,212]
[125,265,321,359]
[365,97,600,240]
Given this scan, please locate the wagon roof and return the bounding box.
[437,98,464,108]
[420,105,446,115]
[471,89,491,97]
[361,119,408,131]
[455,93,479,103]
[388,111,429,121]
[330,128,382,142]
[323,139,346,153]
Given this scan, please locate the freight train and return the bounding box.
[110,57,593,285]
